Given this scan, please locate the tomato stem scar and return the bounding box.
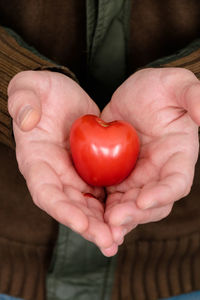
[96,118,110,127]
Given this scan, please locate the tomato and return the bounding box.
[70,114,140,187]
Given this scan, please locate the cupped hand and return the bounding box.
[8,70,118,256]
[101,68,200,244]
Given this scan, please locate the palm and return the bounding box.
[101,68,200,236]
[11,71,116,255]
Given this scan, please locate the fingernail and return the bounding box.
[18,105,33,126]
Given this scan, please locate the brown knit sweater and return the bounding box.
[1,0,200,148]
[1,1,200,300]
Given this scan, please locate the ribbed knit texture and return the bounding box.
[0,144,58,300]
[145,38,200,81]
[0,26,76,149]
[112,233,200,300]
[0,238,52,300]
[163,47,200,79]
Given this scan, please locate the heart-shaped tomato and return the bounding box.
[70,114,140,186]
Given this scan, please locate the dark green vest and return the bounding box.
[46,1,131,299]
[86,0,131,108]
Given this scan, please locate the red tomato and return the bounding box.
[70,114,140,187]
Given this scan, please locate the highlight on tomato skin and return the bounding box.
[69,114,140,187]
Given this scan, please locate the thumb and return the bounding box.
[181,82,200,126]
[8,88,41,131]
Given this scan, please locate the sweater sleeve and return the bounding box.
[0,26,77,149]
[146,38,200,79]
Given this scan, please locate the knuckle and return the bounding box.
[161,204,173,219]
[33,183,49,210]
[177,173,191,198]
[7,90,22,116]
[151,205,173,223]
[182,184,192,198]
[144,203,173,223]
[8,71,32,94]
[7,90,27,117]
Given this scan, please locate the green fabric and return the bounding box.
[46,2,132,299]
[46,225,117,300]
[45,1,133,299]
[86,0,131,107]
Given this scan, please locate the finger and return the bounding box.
[100,243,119,257]
[7,71,47,131]
[110,224,137,245]
[17,140,104,201]
[137,151,195,209]
[105,190,139,226]
[111,226,125,245]
[105,193,136,244]
[25,160,89,233]
[106,199,173,227]
[37,184,89,233]
[101,103,117,122]
[82,216,114,249]
[136,175,186,210]
[81,194,114,249]
[27,161,112,248]
[8,70,49,95]
[180,81,200,125]
[8,89,41,131]
[105,187,174,226]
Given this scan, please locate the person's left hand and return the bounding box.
[101,68,200,245]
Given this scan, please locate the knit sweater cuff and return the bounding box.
[146,38,200,79]
[0,26,77,149]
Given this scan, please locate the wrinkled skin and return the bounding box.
[8,68,200,256]
[102,68,200,244]
[8,71,117,256]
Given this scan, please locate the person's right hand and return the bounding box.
[8,70,118,256]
